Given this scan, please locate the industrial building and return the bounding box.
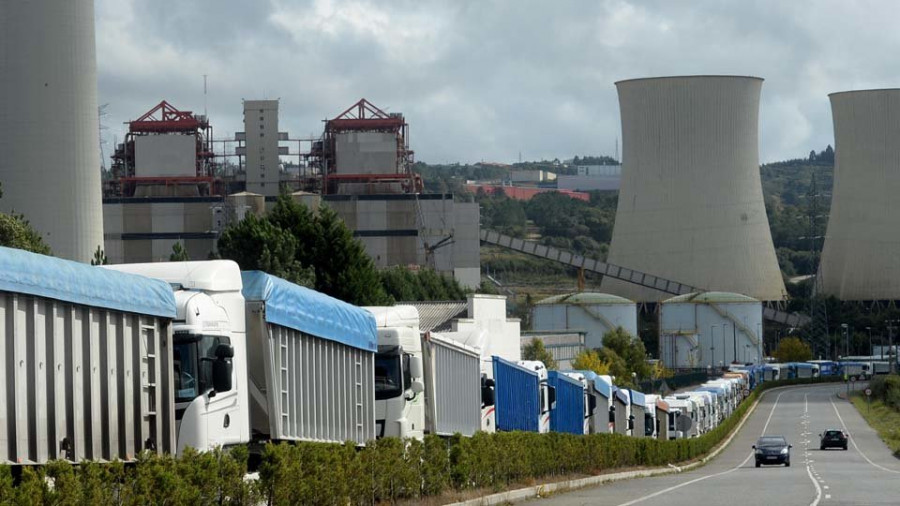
[557,164,621,191]
[659,292,763,369]
[600,76,786,302]
[532,292,638,349]
[0,0,104,262]
[819,89,900,301]
[520,331,585,370]
[236,100,290,197]
[310,99,480,288]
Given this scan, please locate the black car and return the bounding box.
[753,435,792,467]
[819,429,849,450]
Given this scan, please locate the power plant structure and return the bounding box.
[311,99,480,288]
[532,293,637,349]
[0,0,104,262]
[819,89,900,301]
[659,292,763,369]
[600,76,786,303]
[102,97,480,288]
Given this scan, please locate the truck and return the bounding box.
[493,357,556,432]
[787,362,817,379]
[613,389,634,436]
[106,262,378,452]
[366,305,483,439]
[0,246,177,464]
[548,371,587,435]
[629,390,647,437]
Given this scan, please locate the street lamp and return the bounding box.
[867,327,873,358]
[841,323,849,357]
[710,325,718,370]
[723,323,730,365]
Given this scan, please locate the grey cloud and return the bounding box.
[96,0,900,164]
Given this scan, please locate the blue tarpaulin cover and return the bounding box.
[0,246,175,318]
[630,389,646,408]
[240,271,376,352]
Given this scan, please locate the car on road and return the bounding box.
[753,435,792,467]
[819,429,849,450]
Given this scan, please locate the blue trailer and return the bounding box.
[492,356,540,432]
[548,371,585,434]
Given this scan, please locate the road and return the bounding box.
[522,383,900,506]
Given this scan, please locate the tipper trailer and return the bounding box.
[548,371,587,435]
[0,247,177,464]
[366,305,483,439]
[493,357,556,432]
[106,261,377,452]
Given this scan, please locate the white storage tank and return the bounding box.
[532,292,638,349]
[659,292,763,370]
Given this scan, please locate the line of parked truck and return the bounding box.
[0,246,880,466]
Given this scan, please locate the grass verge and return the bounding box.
[850,393,900,456]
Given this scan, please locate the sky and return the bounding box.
[94,0,900,165]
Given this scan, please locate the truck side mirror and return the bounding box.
[409,355,423,379]
[481,377,495,407]
[410,380,425,395]
[547,385,557,411]
[212,345,234,393]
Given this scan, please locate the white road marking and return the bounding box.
[830,397,900,474]
[805,394,823,506]
[825,494,831,499]
[824,486,829,489]
[615,390,789,506]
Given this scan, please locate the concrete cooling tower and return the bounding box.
[0,0,104,262]
[600,76,786,302]
[819,89,900,300]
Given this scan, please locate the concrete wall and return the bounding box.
[324,194,481,288]
[335,131,398,174]
[243,100,280,196]
[134,135,196,177]
[0,0,104,262]
[601,76,786,302]
[103,198,219,263]
[820,89,900,300]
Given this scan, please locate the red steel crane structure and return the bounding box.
[311,98,422,194]
[108,100,218,197]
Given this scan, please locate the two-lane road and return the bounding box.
[522,384,900,506]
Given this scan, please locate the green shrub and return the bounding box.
[0,376,840,504]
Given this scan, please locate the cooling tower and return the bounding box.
[0,0,104,262]
[600,76,786,302]
[819,90,900,300]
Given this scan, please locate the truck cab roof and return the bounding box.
[106,260,242,293]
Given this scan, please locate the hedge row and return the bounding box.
[0,376,840,506]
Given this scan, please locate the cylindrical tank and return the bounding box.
[0,0,104,262]
[600,76,786,302]
[659,291,763,370]
[819,89,900,300]
[532,292,637,349]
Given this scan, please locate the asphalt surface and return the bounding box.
[522,383,900,506]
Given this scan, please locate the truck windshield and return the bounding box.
[375,353,403,400]
[174,332,231,403]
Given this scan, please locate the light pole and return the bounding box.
[888,320,899,374]
[867,327,873,358]
[841,323,849,358]
[710,325,718,370]
[723,323,730,365]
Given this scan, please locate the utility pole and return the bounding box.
[802,172,829,358]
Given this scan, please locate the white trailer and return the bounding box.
[366,306,483,439]
[0,247,177,464]
[106,262,377,452]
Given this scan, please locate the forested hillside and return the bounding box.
[414,146,836,285]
